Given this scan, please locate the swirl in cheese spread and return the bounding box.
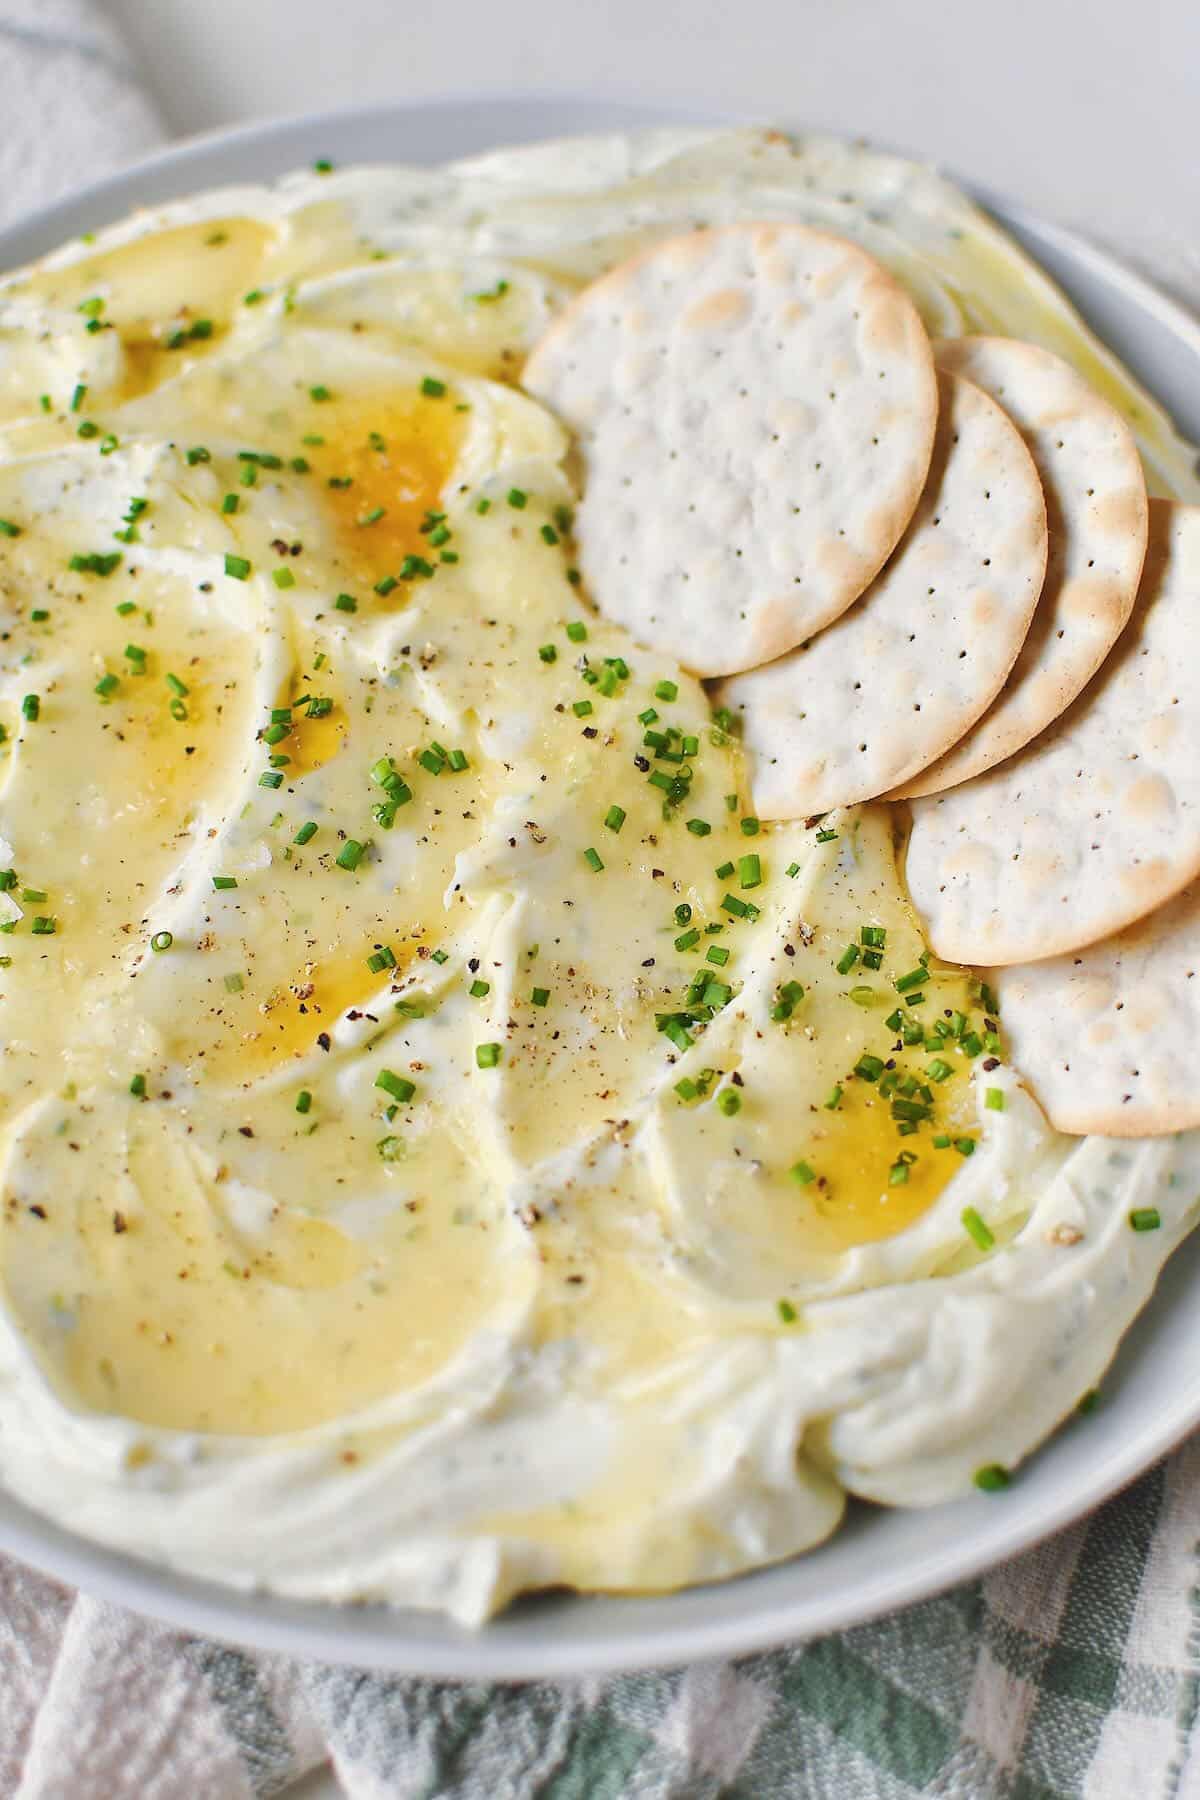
[0,128,1195,1623]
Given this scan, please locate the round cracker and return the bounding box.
[893,336,1148,798]
[993,876,1200,1136]
[905,500,1200,967]
[522,223,938,678]
[715,369,1047,817]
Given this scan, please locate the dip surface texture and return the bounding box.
[0,128,1196,1623]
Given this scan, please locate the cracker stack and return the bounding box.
[523,225,1196,1137]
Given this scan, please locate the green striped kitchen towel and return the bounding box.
[5,1444,1200,1795]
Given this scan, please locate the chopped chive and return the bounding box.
[740,817,760,837]
[420,376,446,398]
[294,822,317,846]
[686,819,711,836]
[789,1159,816,1186]
[974,1465,1010,1493]
[129,1073,146,1097]
[375,1068,415,1104]
[400,554,435,582]
[583,847,604,873]
[21,694,39,721]
[985,1086,1006,1111]
[447,749,469,772]
[471,279,510,302]
[836,944,859,975]
[531,986,550,1007]
[824,1085,843,1110]
[573,699,593,718]
[0,519,21,538]
[777,1299,798,1324]
[309,384,332,402]
[854,1053,885,1082]
[895,967,928,993]
[224,553,251,580]
[954,1137,977,1157]
[816,826,838,843]
[1130,1207,1161,1232]
[30,916,56,935]
[565,619,587,643]
[366,945,396,973]
[507,487,527,509]
[212,875,237,891]
[469,978,490,999]
[336,839,364,871]
[295,1090,313,1114]
[962,1207,995,1252]
[675,928,701,951]
[603,804,626,834]
[151,930,173,952]
[717,1087,741,1117]
[738,853,761,890]
[165,672,188,698]
[272,566,296,589]
[538,643,557,663]
[94,673,119,700]
[476,1042,501,1068]
[653,679,678,702]
[431,949,449,964]
[258,770,283,789]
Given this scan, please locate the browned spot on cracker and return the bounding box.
[682,288,752,332]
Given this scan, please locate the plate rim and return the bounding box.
[4,86,1200,1680]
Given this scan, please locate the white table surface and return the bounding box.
[105,0,1198,306]
[94,4,1197,1792]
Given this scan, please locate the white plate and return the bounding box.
[4,92,1200,1680]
